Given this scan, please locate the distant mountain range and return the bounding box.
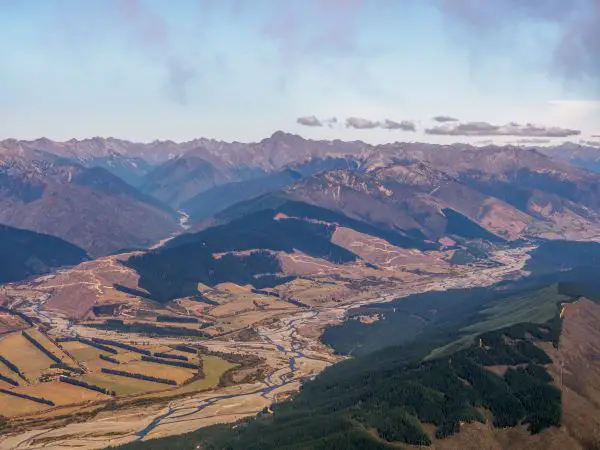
[2,133,600,265]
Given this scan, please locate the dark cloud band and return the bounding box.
[433,115,459,123]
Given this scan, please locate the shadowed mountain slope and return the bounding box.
[0,224,88,283]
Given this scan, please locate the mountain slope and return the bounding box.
[213,167,520,245]
[540,143,600,174]
[180,156,359,223]
[124,208,362,302]
[0,158,178,255]
[0,224,87,283]
[140,137,363,210]
[139,153,232,207]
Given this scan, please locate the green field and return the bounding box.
[80,372,169,396]
[427,285,568,360]
[461,285,567,334]
[176,356,235,393]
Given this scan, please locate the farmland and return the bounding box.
[0,327,226,420]
[0,332,56,382]
[0,310,28,335]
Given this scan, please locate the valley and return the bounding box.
[0,244,534,449]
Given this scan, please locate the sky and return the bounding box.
[0,0,599,145]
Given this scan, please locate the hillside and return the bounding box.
[139,153,232,207]
[0,224,88,283]
[540,143,600,174]
[181,170,299,222]
[0,157,179,255]
[124,207,363,302]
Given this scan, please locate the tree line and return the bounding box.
[101,368,177,385]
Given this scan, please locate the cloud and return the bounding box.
[380,119,416,131]
[581,140,600,147]
[425,121,581,137]
[345,117,380,129]
[296,116,339,127]
[438,0,600,84]
[433,115,459,123]
[511,138,552,145]
[297,115,323,127]
[344,117,416,131]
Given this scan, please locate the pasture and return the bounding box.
[59,340,106,362]
[0,332,54,381]
[80,372,170,396]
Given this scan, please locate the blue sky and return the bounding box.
[0,0,599,144]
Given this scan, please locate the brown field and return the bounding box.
[25,254,147,320]
[332,226,452,272]
[0,332,54,380]
[275,276,377,306]
[213,282,254,293]
[0,359,20,380]
[12,380,109,406]
[82,356,118,372]
[0,312,28,335]
[219,310,292,329]
[175,298,213,317]
[211,295,295,318]
[45,284,99,320]
[26,329,74,364]
[0,391,50,416]
[59,340,106,362]
[0,354,234,421]
[0,380,15,390]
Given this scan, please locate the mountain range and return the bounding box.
[3,133,600,263]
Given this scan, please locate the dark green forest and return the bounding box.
[0,224,87,283]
